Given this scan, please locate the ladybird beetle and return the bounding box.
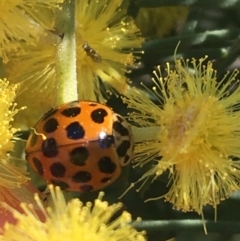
[25,100,134,192]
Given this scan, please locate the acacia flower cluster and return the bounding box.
[0,79,28,202]
[75,0,143,100]
[6,42,57,128]
[1,185,146,241]
[123,57,240,215]
[0,0,63,63]
[6,0,144,128]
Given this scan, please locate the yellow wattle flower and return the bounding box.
[6,0,144,116]
[6,42,57,128]
[75,0,144,100]
[6,0,144,128]
[123,57,240,216]
[0,0,63,63]
[0,79,28,202]
[1,185,146,241]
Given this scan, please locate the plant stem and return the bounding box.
[55,0,78,104]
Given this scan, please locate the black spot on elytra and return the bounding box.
[61,107,81,117]
[29,132,38,147]
[66,122,85,139]
[50,162,66,177]
[101,177,112,183]
[42,138,58,157]
[70,147,89,166]
[117,140,131,157]
[72,171,92,183]
[51,179,70,189]
[41,108,58,121]
[98,134,114,148]
[80,185,93,192]
[91,108,108,124]
[113,121,129,136]
[43,118,59,133]
[32,157,44,176]
[98,157,116,174]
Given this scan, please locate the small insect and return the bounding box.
[82,42,102,63]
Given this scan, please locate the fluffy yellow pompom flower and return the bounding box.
[0,79,28,201]
[6,42,57,128]
[6,0,143,106]
[123,57,240,216]
[1,185,146,241]
[75,0,143,100]
[0,0,63,63]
